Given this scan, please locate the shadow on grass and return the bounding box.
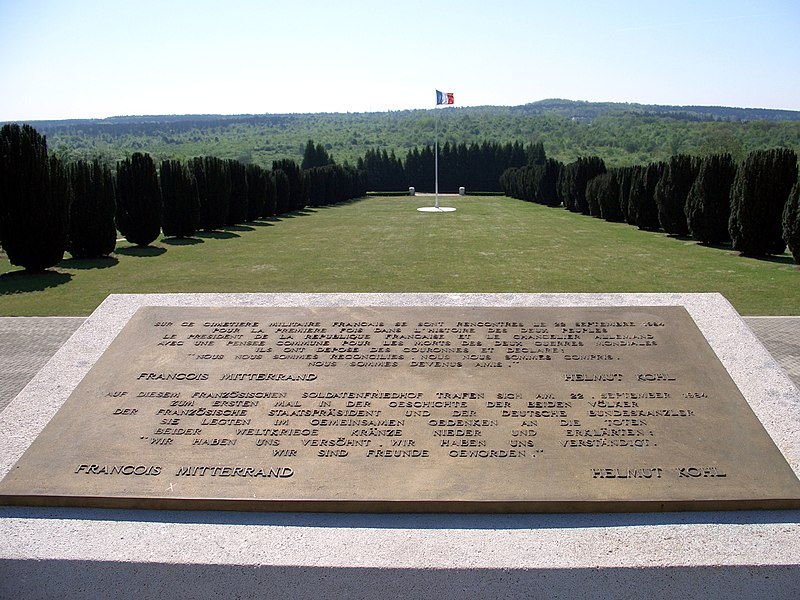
[246,220,275,227]
[665,233,694,242]
[115,245,167,257]
[272,208,317,220]
[698,241,733,251]
[162,237,204,246]
[222,224,255,233]
[749,254,796,266]
[696,241,796,265]
[312,197,368,210]
[60,256,120,270]
[195,230,240,240]
[0,269,72,295]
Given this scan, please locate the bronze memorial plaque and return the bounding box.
[2,305,800,512]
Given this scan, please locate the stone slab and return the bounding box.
[2,304,799,513]
[0,317,85,413]
[1,293,799,599]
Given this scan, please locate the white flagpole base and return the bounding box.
[417,206,457,212]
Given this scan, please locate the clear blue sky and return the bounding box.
[1,0,798,120]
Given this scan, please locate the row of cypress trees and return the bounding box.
[357,141,530,192]
[501,146,800,260]
[0,125,367,271]
[0,124,72,271]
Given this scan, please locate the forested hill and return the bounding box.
[507,99,800,122]
[13,99,800,169]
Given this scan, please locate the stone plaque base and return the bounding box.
[1,294,800,599]
[1,296,799,512]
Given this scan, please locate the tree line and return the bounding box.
[31,100,800,171]
[500,146,800,261]
[357,141,532,192]
[0,126,366,271]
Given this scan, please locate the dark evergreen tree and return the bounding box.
[526,141,546,166]
[272,169,290,215]
[263,167,277,217]
[226,159,249,225]
[783,179,800,263]
[189,156,230,231]
[67,159,117,258]
[0,124,72,271]
[160,159,199,238]
[561,157,606,214]
[116,152,161,246]
[500,167,527,201]
[305,166,326,207]
[597,170,624,221]
[272,159,306,213]
[533,159,562,206]
[729,148,798,255]
[558,163,575,211]
[301,140,333,170]
[360,148,405,191]
[245,164,268,220]
[685,154,737,244]
[617,167,635,225]
[501,158,564,207]
[653,155,700,236]
[629,162,664,230]
[585,175,603,217]
[305,164,367,206]
[399,148,420,190]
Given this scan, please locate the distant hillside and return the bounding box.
[508,99,800,122]
[9,99,800,169]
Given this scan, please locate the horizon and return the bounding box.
[7,97,800,125]
[1,1,798,121]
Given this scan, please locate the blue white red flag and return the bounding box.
[436,90,455,105]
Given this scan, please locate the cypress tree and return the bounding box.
[305,167,325,207]
[783,179,800,263]
[160,159,199,238]
[585,175,603,217]
[500,167,524,201]
[730,148,798,255]
[272,159,306,213]
[0,124,71,271]
[245,164,267,220]
[558,163,575,211]
[301,140,333,170]
[189,156,230,231]
[388,150,404,191]
[226,159,249,225]
[532,159,562,206]
[597,170,623,222]
[272,169,290,215]
[68,159,117,258]
[618,167,635,225]
[403,148,423,190]
[264,168,277,217]
[654,155,700,236]
[116,152,161,246]
[631,162,664,230]
[301,140,318,170]
[561,157,606,214]
[685,154,737,244]
[526,141,546,166]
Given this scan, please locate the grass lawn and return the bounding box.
[0,195,797,316]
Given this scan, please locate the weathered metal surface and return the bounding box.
[2,305,799,512]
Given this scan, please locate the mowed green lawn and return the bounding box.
[0,195,798,315]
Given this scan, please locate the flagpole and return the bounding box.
[434,103,440,209]
[417,91,455,213]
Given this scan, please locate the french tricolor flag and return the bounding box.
[436,90,455,105]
